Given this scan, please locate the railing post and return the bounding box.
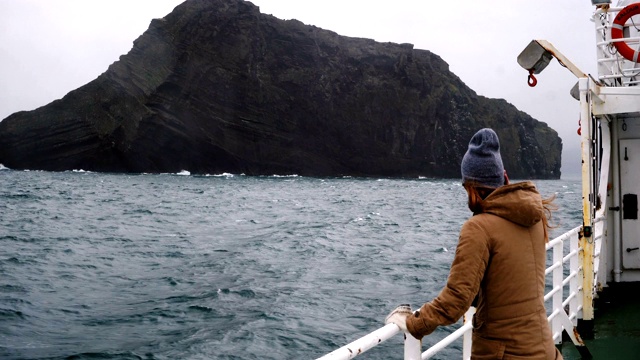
[580,227,595,322]
[552,240,564,344]
[462,307,475,360]
[579,76,595,321]
[404,333,421,360]
[570,230,581,324]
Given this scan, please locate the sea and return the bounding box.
[0,166,582,360]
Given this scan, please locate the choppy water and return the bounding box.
[0,168,581,359]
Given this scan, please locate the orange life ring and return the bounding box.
[611,3,640,63]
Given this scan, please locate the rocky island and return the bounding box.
[0,0,562,179]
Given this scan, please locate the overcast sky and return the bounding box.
[0,0,604,177]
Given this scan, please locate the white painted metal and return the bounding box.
[594,4,640,86]
[569,227,582,323]
[619,138,640,269]
[595,120,612,289]
[461,308,474,360]
[580,77,596,321]
[423,308,475,360]
[315,323,400,360]
[404,334,421,360]
[592,87,640,115]
[612,118,623,282]
[551,238,564,343]
[533,40,588,78]
[589,2,640,283]
[544,225,590,346]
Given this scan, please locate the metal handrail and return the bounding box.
[315,308,475,360]
[593,6,640,86]
[315,323,402,360]
[316,220,603,359]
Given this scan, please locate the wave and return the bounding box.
[270,174,299,178]
[203,173,300,178]
[0,163,8,170]
[207,172,236,177]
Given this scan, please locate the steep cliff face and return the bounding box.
[0,0,561,178]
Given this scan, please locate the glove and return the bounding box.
[384,304,412,332]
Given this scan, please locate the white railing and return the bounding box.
[316,307,475,360]
[594,5,640,86]
[545,226,583,344]
[316,219,605,359]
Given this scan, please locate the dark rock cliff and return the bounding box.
[0,0,561,179]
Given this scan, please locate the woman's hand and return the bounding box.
[384,304,412,332]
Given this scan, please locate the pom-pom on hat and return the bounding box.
[461,128,505,188]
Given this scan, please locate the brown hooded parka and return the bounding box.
[406,182,562,360]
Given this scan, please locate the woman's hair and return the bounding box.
[463,182,495,214]
[540,195,558,242]
[463,182,557,241]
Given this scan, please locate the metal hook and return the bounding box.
[577,119,582,136]
[527,70,537,87]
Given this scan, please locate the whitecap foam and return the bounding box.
[209,173,234,178]
[177,170,191,176]
[0,164,8,170]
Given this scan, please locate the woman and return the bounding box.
[386,128,562,359]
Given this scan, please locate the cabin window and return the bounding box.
[623,194,638,220]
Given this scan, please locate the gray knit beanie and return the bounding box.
[461,128,505,188]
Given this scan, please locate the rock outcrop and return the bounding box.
[0,0,562,179]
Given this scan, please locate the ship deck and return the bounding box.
[560,282,640,359]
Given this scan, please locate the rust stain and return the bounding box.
[573,327,586,346]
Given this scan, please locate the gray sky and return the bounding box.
[0,0,600,177]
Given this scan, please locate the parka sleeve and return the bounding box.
[406,219,490,339]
